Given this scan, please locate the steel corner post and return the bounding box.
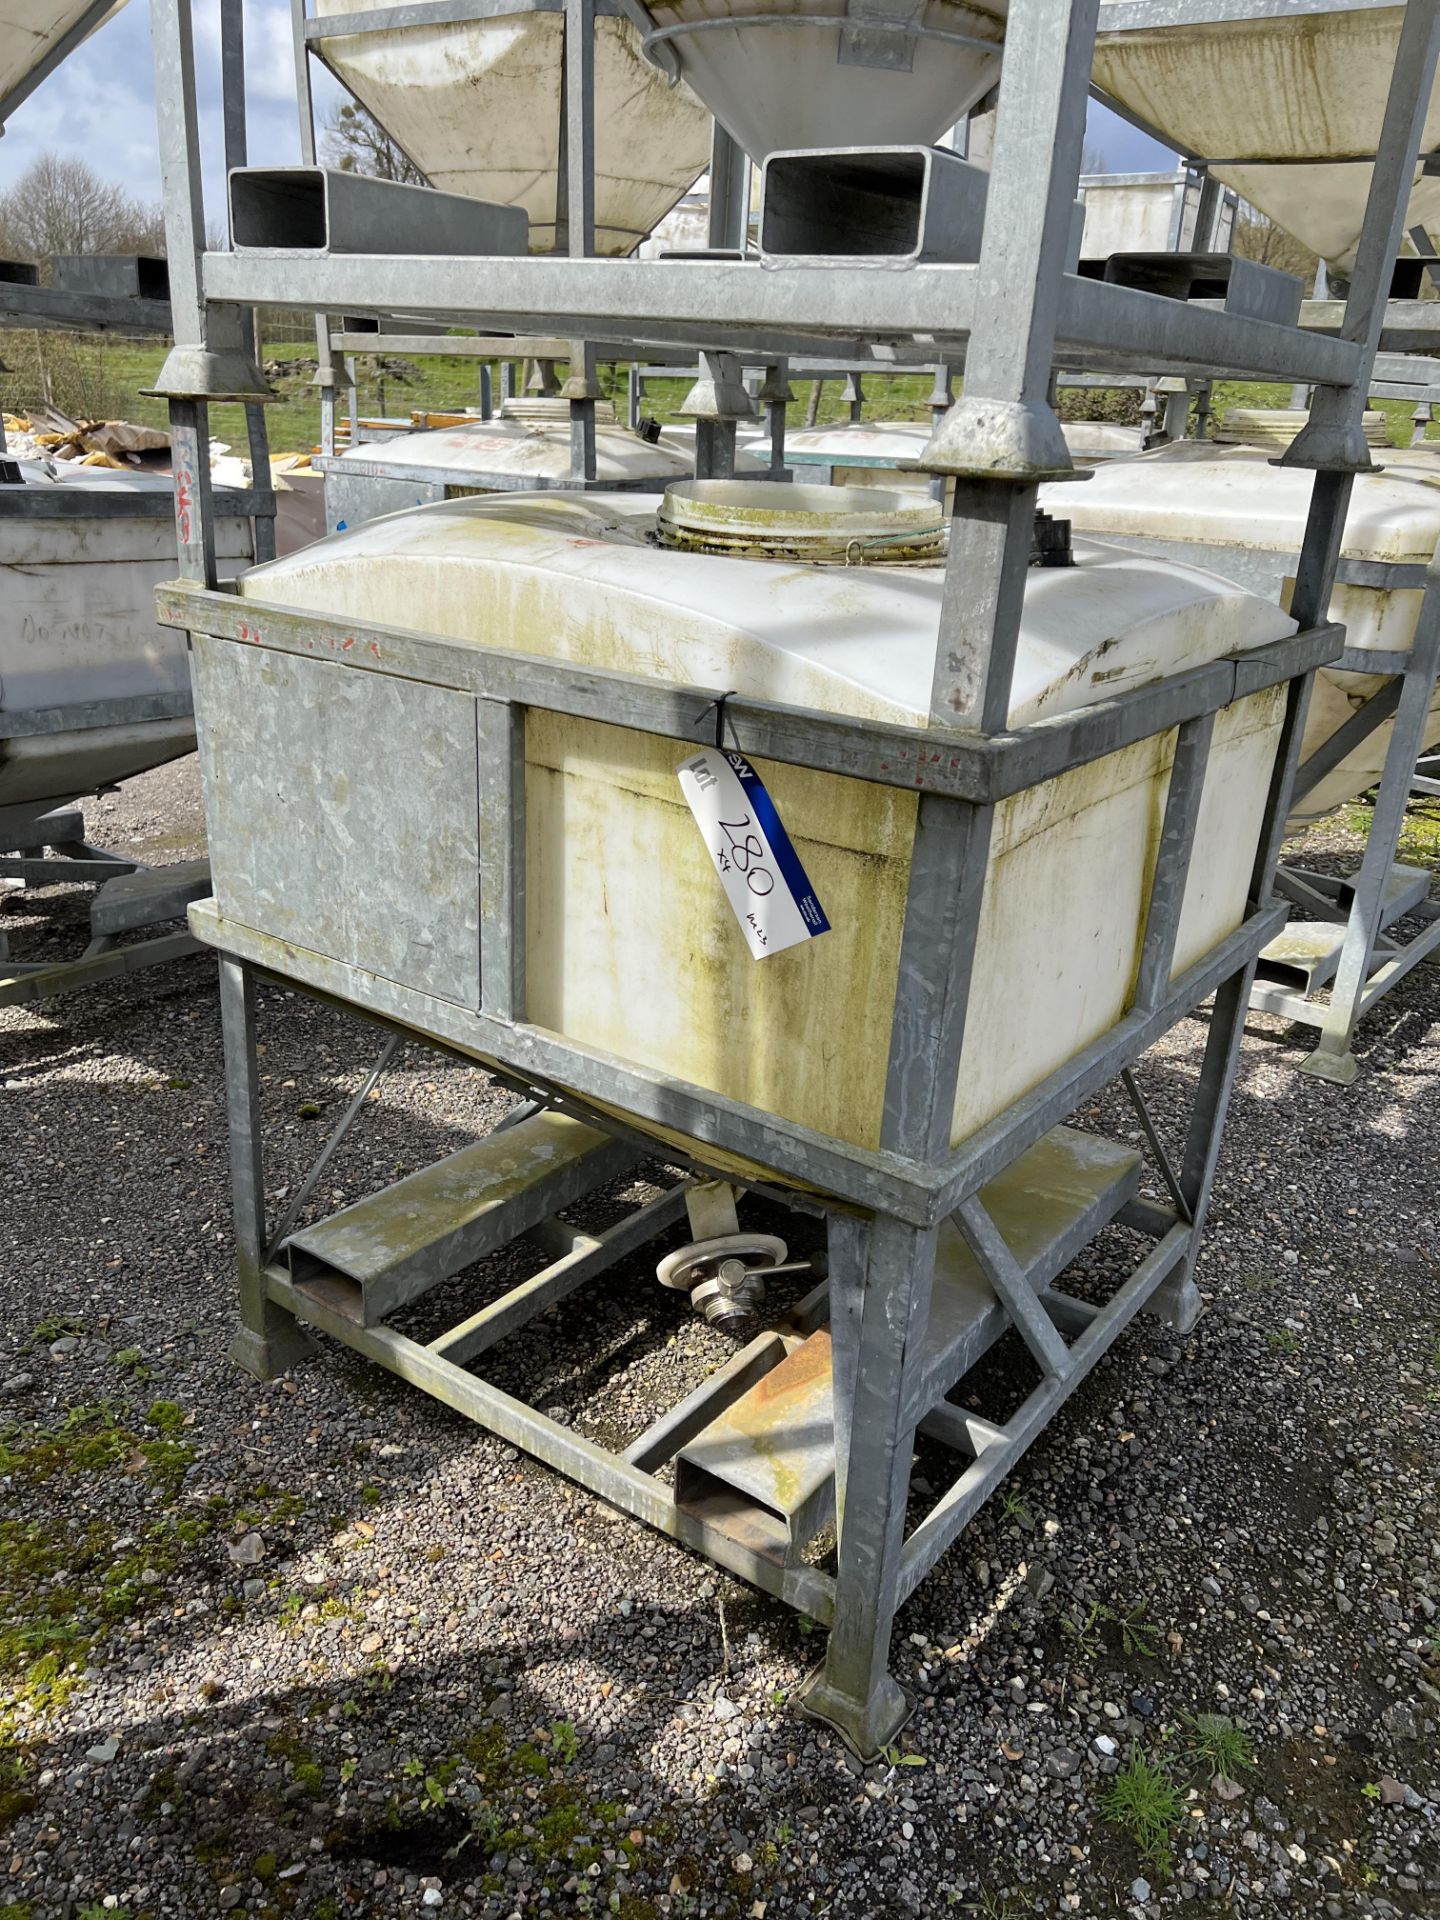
[1266,0,1440,1073]
[218,959,315,1381]
[149,0,272,586]
[920,0,1098,483]
[803,786,993,1753]
[799,1215,938,1756]
[561,0,599,482]
[923,0,1102,732]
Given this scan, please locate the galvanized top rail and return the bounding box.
[156,577,1342,808]
[0,487,273,520]
[1304,300,1440,356]
[302,0,633,34]
[201,252,1363,387]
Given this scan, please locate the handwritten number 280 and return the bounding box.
[718,815,775,896]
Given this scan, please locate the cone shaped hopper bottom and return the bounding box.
[313,5,712,253]
[1093,10,1440,276]
[636,0,1008,161]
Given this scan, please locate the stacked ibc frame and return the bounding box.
[144,0,1440,1755]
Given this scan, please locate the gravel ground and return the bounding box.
[0,762,1436,1920]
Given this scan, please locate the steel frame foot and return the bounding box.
[1144,1272,1203,1335]
[794,1664,914,1762]
[228,1315,314,1381]
[1299,1045,1359,1085]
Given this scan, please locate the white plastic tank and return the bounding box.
[782,419,1140,492]
[335,402,699,485]
[206,482,1296,1170]
[310,0,713,254]
[1092,8,1440,278]
[319,397,767,529]
[0,0,124,114]
[1,470,251,816]
[634,0,1007,161]
[1078,168,1233,261]
[1062,421,1147,464]
[1040,441,1440,829]
[783,422,934,492]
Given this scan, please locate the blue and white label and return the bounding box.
[677,747,831,960]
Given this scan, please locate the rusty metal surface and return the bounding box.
[678,1328,835,1525]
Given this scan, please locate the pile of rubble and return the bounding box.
[4,408,316,491]
[3,406,170,468]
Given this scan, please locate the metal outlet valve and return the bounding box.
[660,1179,817,1327]
[657,1234,787,1327]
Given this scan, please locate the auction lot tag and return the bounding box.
[677,748,831,960]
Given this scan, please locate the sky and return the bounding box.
[0,0,1177,227]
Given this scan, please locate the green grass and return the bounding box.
[1103,1747,1187,1876]
[3,336,947,459]
[1061,1597,1160,1661]
[29,1315,82,1346]
[9,339,1439,468]
[1000,1486,1033,1528]
[1344,798,1440,866]
[1178,1712,1254,1784]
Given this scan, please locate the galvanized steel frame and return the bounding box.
[0,806,203,1010]
[0,148,266,1012]
[1260,572,1440,1080]
[0,281,173,336]
[148,0,1435,1754]
[1067,528,1440,1075]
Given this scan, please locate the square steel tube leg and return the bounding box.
[798,1213,938,1758]
[1148,960,1262,1336]
[220,956,313,1380]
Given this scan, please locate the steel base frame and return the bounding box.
[0,811,203,1009]
[149,0,1440,1760]
[1067,543,1440,1079]
[175,558,1315,1758]
[215,947,1247,1756]
[1259,597,1440,1081]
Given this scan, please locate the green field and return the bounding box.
[4,332,1435,459]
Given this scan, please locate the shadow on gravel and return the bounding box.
[9,1600,867,1910]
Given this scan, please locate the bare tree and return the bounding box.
[1230,210,1319,293]
[0,153,166,264]
[322,99,425,185]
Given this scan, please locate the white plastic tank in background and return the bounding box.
[333,403,701,486]
[1061,421,1146,463]
[212,482,1295,1170]
[1093,8,1440,278]
[310,0,713,253]
[781,419,1139,498]
[1040,441,1440,830]
[1,471,252,816]
[321,399,770,528]
[1077,168,1231,259]
[783,422,934,492]
[655,420,770,472]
